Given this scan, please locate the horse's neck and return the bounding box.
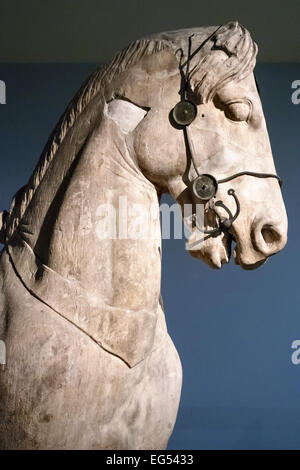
[18,116,162,314]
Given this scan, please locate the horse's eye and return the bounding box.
[172,100,197,126]
[225,100,251,123]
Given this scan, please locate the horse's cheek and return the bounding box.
[133,117,183,181]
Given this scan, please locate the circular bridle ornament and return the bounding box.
[172,100,197,126]
[192,174,218,201]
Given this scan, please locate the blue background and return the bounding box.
[0,63,299,449]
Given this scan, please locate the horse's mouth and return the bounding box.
[230,232,268,270]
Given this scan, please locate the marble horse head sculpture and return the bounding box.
[0,22,287,449]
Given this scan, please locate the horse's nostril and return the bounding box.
[251,220,287,258]
[261,226,281,245]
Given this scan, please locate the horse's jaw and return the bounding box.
[187,230,232,269]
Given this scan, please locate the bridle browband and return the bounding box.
[172,30,282,238]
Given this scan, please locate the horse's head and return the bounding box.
[109,22,287,270]
[2,23,287,273]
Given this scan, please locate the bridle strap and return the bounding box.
[218,171,282,187]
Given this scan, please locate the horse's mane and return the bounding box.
[3,21,257,243]
[4,38,170,241]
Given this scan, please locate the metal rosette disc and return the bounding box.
[172,100,197,126]
[192,174,218,201]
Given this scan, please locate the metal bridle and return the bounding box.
[172,32,282,238]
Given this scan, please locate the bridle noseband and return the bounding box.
[172,32,282,238]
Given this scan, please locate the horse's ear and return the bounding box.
[106,98,150,134]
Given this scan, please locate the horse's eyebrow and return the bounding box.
[215,85,246,102]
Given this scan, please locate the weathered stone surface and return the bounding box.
[0,21,287,449]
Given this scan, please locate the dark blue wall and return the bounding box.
[0,63,299,449]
